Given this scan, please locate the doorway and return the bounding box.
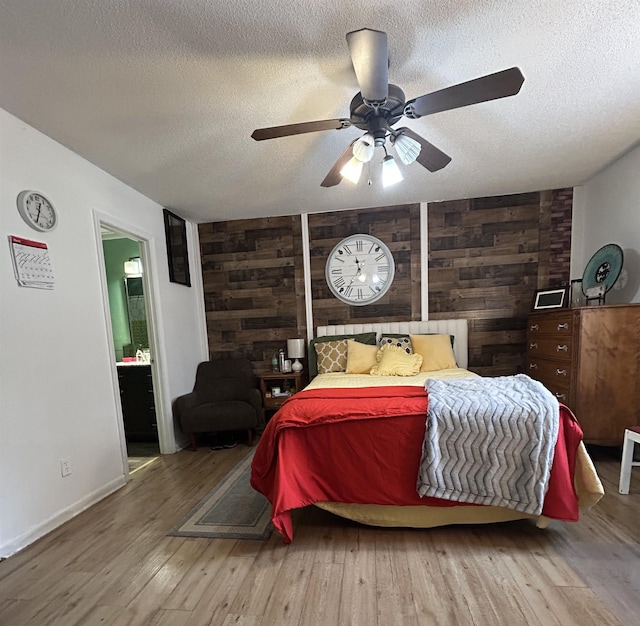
[100,224,161,474]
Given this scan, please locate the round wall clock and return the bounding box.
[325,234,395,305]
[16,190,58,232]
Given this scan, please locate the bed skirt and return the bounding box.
[315,442,603,530]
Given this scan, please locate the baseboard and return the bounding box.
[0,475,126,559]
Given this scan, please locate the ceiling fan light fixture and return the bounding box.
[381,155,403,187]
[340,156,364,184]
[352,133,375,162]
[392,133,421,165]
[252,29,524,189]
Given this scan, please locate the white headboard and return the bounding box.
[316,319,468,370]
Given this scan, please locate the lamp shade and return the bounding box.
[287,338,305,359]
[381,155,403,187]
[352,133,375,163]
[124,258,142,276]
[392,133,421,165]
[287,338,305,372]
[340,156,363,184]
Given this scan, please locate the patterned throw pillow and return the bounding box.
[370,344,423,376]
[315,339,349,374]
[380,334,413,354]
[308,332,377,377]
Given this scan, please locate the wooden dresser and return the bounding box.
[527,303,640,445]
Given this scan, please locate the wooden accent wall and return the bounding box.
[198,190,572,377]
[428,189,573,376]
[309,204,422,327]
[549,188,574,286]
[198,217,306,370]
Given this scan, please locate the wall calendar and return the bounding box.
[9,235,55,289]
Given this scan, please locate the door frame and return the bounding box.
[93,211,174,478]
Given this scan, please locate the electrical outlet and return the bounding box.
[60,458,72,477]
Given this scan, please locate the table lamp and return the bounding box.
[287,338,305,373]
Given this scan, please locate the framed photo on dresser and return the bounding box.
[532,287,568,310]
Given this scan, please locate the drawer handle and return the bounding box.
[556,344,568,352]
[529,363,538,370]
[556,368,567,376]
[530,324,539,331]
[555,393,566,400]
[557,323,569,330]
[529,342,538,350]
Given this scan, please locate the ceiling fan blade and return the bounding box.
[396,128,451,172]
[405,67,525,119]
[321,142,356,187]
[251,118,351,141]
[346,28,389,105]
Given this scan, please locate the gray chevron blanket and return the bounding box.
[417,374,559,515]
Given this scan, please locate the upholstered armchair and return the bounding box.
[173,359,263,450]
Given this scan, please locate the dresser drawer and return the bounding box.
[528,314,573,337]
[547,385,571,404]
[527,337,572,361]
[527,358,572,385]
[529,370,571,404]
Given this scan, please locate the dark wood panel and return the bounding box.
[428,189,573,375]
[199,216,306,370]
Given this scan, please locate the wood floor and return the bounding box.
[1,446,638,626]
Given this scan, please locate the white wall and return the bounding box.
[0,108,208,557]
[572,143,640,303]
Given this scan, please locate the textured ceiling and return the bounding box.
[1,1,639,223]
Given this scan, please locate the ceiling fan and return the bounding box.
[251,28,525,187]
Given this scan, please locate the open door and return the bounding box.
[96,219,168,477]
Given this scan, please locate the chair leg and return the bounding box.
[189,433,198,451]
[247,429,253,446]
[619,432,635,494]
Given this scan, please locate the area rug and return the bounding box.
[168,449,272,540]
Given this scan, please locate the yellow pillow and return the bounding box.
[369,344,423,376]
[345,339,379,374]
[315,339,349,374]
[410,334,458,372]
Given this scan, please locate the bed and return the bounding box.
[250,320,604,544]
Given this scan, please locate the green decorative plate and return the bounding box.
[582,243,623,294]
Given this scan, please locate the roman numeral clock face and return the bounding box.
[325,234,395,305]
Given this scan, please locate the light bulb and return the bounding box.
[340,157,363,184]
[381,155,403,187]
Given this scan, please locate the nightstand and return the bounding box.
[258,371,306,416]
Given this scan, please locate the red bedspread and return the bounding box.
[250,386,583,544]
